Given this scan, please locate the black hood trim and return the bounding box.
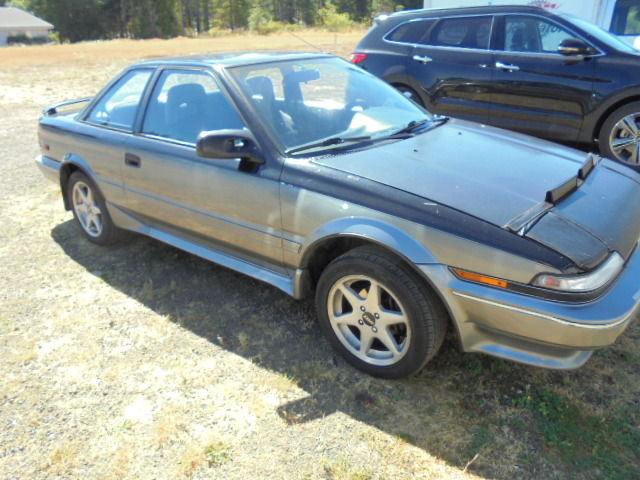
[282,159,576,272]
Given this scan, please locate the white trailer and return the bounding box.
[422,0,640,47]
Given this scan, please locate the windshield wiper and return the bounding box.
[285,116,449,155]
[286,135,372,155]
[388,115,449,138]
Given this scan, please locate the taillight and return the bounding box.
[350,53,368,65]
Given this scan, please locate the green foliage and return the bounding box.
[6,0,425,42]
[317,2,353,32]
[467,425,492,455]
[248,4,272,33]
[248,4,284,34]
[204,441,231,467]
[127,0,181,38]
[514,390,640,479]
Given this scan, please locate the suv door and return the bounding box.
[406,15,495,124]
[123,68,285,271]
[489,14,596,142]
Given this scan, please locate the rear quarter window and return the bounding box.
[86,69,152,130]
[386,19,435,44]
[429,16,492,49]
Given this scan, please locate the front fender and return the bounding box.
[301,216,439,266]
[582,86,640,143]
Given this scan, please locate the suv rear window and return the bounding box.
[386,19,435,44]
[430,16,492,49]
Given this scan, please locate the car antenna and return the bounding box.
[288,30,329,53]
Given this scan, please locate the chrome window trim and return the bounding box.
[137,133,197,148]
[499,13,605,57]
[407,43,497,55]
[383,13,496,51]
[78,122,136,135]
[382,12,604,58]
[383,17,437,46]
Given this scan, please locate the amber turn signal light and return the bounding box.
[452,268,509,288]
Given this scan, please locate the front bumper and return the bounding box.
[420,242,640,369]
[35,154,60,183]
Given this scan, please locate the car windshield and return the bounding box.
[228,57,431,154]
[562,13,638,52]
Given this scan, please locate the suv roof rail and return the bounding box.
[376,4,545,23]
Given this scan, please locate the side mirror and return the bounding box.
[557,38,597,56]
[196,129,264,164]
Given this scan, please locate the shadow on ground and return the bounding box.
[51,220,640,480]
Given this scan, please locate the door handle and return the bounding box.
[495,61,520,72]
[412,54,433,64]
[124,153,141,167]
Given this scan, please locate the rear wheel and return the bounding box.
[68,171,122,245]
[394,84,423,107]
[599,102,640,168]
[315,246,447,378]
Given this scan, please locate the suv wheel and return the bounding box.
[599,102,640,168]
[315,246,447,378]
[394,85,423,107]
[68,171,122,245]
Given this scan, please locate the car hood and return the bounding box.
[314,119,640,270]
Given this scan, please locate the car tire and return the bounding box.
[315,245,447,378]
[599,102,640,168]
[67,171,122,245]
[394,84,423,107]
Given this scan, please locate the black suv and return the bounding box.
[352,6,640,167]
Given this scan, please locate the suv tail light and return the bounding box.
[350,53,368,65]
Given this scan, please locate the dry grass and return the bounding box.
[320,457,372,480]
[44,443,79,474]
[0,28,365,67]
[0,30,638,480]
[153,405,187,447]
[180,439,231,478]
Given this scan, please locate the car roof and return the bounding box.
[132,51,334,69]
[381,5,550,22]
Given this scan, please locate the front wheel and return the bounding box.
[315,246,447,378]
[598,102,640,168]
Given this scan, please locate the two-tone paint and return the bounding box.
[36,53,640,369]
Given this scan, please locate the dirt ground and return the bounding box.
[0,31,638,480]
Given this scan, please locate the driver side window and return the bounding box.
[505,16,576,53]
[141,69,245,145]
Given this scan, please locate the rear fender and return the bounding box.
[59,154,95,210]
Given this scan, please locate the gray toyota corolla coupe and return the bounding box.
[36,53,640,378]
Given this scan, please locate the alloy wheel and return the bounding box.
[72,181,103,238]
[609,113,640,166]
[326,275,411,367]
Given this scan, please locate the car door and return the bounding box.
[488,14,596,142]
[122,68,284,270]
[406,14,495,124]
[79,68,153,203]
